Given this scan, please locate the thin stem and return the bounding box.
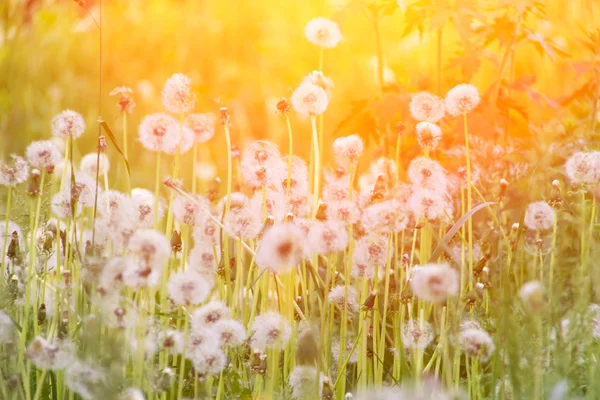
[192,142,199,194]
[153,151,162,228]
[310,115,320,218]
[285,115,293,197]
[1,186,12,279]
[464,112,474,290]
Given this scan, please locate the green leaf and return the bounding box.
[99,119,131,178]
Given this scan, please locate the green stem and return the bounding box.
[1,185,13,280]
[310,115,320,218]
[285,115,293,197]
[464,112,474,290]
[153,151,162,229]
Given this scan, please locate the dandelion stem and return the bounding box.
[310,115,320,218]
[0,185,12,279]
[154,151,162,229]
[285,114,293,197]
[463,112,474,291]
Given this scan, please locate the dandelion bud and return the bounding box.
[552,179,561,190]
[163,176,182,190]
[170,230,182,253]
[315,202,328,221]
[519,281,545,313]
[98,135,107,151]
[220,107,230,126]
[500,178,509,188]
[511,222,519,231]
[27,169,41,197]
[276,98,291,114]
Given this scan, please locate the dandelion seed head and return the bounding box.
[251,312,292,351]
[162,73,195,113]
[123,229,170,288]
[64,360,107,400]
[565,151,600,185]
[333,134,364,170]
[458,327,495,361]
[410,263,459,303]
[190,346,227,375]
[121,388,145,400]
[524,201,555,231]
[445,84,480,116]
[0,311,15,345]
[138,113,193,154]
[51,191,81,219]
[307,220,349,255]
[305,17,342,48]
[289,366,327,399]
[409,188,453,222]
[408,157,447,191]
[51,110,86,139]
[80,153,110,177]
[519,281,545,313]
[255,223,305,274]
[302,70,335,96]
[415,122,443,150]
[188,246,218,277]
[327,198,361,224]
[363,200,410,233]
[25,336,74,370]
[328,285,359,313]
[291,82,329,116]
[410,91,445,122]
[132,188,165,228]
[168,269,212,306]
[173,194,211,226]
[213,320,247,347]
[185,113,216,143]
[401,320,435,349]
[240,141,285,189]
[26,141,62,174]
[0,155,29,187]
[192,301,231,330]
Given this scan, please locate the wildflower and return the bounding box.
[64,360,107,400]
[26,141,62,174]
[98,190,136,224]
[401,320,434,349]
[251,312,292,351]
[409,92,445,122]
[458,327,495,361]
[354,235,388,266]
[51,191,81,219]
[281,155,310,195]
[213,320,247,347]
[362,200,410,233]
[289,366,326,399]
[565,151,600,185]
[519,281,545,313]
[255,223,305,274]
[302,70,335,96]
[121,388,144,400]
[138,113,194,154]
[444,84,480,116]
[240,141,285,189]
[188,246,218,277]
[192,301,231,330]
[0,155,29,187]
[186,328,220,356]
[80,153,110,177]
[110,86,136,114]
[162,73,195,113]
[173,194,211,226]
[410,263,459,303]
[408,188,453,222]
[331,337,358,364]
[190,346,227,375]
[304,17,342,48]
[25,336,74,370]
[327,198,361,224]
[0,311,15,344]
[291,82,329,116]
[351,256,375,279]
[223,206,262,239]
[97,257,130,295]
[415,122,443,151]
[64,172,98,207]
[123,229,170,288]
[524,201,555,231]
[185,113,216,143]
[131,188,165,228]
[160,329,184,354]
[328,285,359,313]
[307,220,349,255]
[408,156,447,191]
[51,110,86,139]
[167,269,212,306]
[333,134,364,170]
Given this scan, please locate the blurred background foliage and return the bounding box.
[1,0,599,193]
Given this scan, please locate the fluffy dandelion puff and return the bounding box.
[305,17,342,48]
[408,156,447,191]
[186,328,220,356]
[333,134,364,170]
[445,84,480,116]
[415,122,443,150]
[26,140,62,174]
[362,200,409,233]
[255,223,305,274]
[110,86,136,114]
[64,360,107,400]
[410,263,459,303]
[121,388,145,400]
[223,206,262,239]
[251,312,292,351]
[132,188,165,228]
[0,155,29,187]
[192,301,231,330]
[0,311,15,344]
[162,73,195,113]
[240,140,284,189]
[302,70,335,96]
[565,151,600,185]
[80,152,110,177]
[51,191,81,219]
[410,92,445,122]
[408,188,453,222]
[167,269,212,306]
[401,320,435,349]
[291,82,329,116]
[524,201,555,231]
[173,194,211,226]
[190,346,227,375]
[458,327,495,361]
[25,336,74,370]
[138,113,193,154]
[188,246,218,277]
[51,110,86,139]
[307,220,349,255]
[213,320,247,347]
[289,366,326,399]
[123,229,170,288]
[519,281,546,313]
[185,113,216,143]
[328,285,359,313]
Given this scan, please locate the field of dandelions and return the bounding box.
[2,0,600,399]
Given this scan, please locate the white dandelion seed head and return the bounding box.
[323,177,351,203]
[333,134,365,170]
[251,312,292,351]
[0,311,15,345]
[305,17,342,48]
[192,301,232,330]
[415,122,443,150]
[524,201,555,231]
[190,346,227,375]
[331,338,359,364]
[0,154,29,187]
[188,246,218,277]
[51,110,85,139]
[223,206,262,239]
[354,235,388,266]
[458,327,495,361]
[307,220,349,255]
[445,83,480,116]
[401,319,435,349]
[97,256,131,295]
[250,189,287,222]
[98,190,136,223]
[410,91,445,122]
[410,262,459,303]
[186,327,220,356]
[64,360,107,400]
[64,172,98,207]
[25,336,74,370]
[363,200,410,233]
[291,82,329,116]
[213,320,247,347]
[185,113,216,143]
[192,216,220,248]
[519,281,545,313]
[110,86,136,114]
[173,194,211,226]
[162,73,195,113]
[123,229,170,288]
[167,269,212,306]
[80,153,110,177]
[351,256,375,280]
[565,151,600,185]
[240,140,285,190]
[51,191,81,219]
[282,156,310,197]
[131,188,165,228]
[217,192,249,216]
[289,366,327,399]
[328,285,359,313]
[160,329,184,354]
[255,223,305,274]
[409,188,453,222]
[25,140,62,173]
[302,70,335,96]
[327,198,361,224]
[138,113,194,154]
[408,156,447,191]
[121,388,145,400]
